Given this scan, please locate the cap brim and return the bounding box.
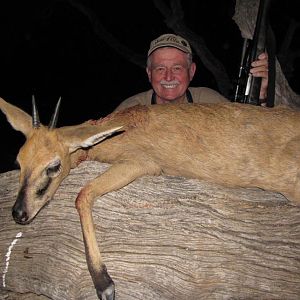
[148,45,190,56]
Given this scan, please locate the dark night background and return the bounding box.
[0,0,299,172]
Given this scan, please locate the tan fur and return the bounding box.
[1,96,299,299]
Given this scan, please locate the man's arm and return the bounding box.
[114,90,153,112]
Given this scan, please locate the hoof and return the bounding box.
[97,282,115,300]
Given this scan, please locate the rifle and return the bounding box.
[234,0,274,107]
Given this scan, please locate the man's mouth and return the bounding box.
[162,84,177,89]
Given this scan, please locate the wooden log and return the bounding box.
[0,161,300,300]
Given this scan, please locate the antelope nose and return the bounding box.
[12,208,29,224]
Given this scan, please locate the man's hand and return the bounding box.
[250,52,269,102]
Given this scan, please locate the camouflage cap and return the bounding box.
[147,34,192,56]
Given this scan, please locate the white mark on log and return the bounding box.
[2,232,23,287]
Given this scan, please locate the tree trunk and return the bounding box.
[0,161,299,300]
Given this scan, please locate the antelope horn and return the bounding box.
[48,97,61,129]
[32,95,40,129]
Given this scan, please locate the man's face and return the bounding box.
[146,47,196,103]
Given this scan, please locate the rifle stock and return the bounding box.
[234,0,273,106]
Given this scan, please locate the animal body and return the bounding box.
[0,96,300,300]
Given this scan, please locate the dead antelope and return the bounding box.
[1,96,300,300]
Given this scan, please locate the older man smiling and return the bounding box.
[114,33,268,110]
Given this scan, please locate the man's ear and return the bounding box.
[189,62,196,81]
[146,67,152,82]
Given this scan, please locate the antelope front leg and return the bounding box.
[75,161,160,300]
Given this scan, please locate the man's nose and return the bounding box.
[165,69,174,80]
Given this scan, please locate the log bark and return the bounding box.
[0,161,300,300]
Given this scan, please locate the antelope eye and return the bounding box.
[46,160,61,177]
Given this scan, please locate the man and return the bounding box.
[114,33,268,111]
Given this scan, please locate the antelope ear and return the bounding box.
[0,97,32,137]
[67,126,123,153]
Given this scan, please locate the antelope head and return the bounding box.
[0,96,122,224]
